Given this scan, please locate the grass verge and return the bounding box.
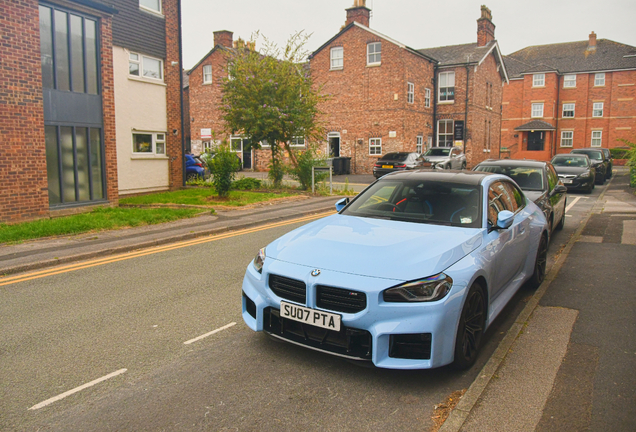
[0,207,203,244]
[119,187,294,207]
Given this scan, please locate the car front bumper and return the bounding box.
[241,259,468,369]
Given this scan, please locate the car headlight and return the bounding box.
[578,170,591,178]
[253,247,266,273]
[383,273,453,302]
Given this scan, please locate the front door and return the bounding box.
[328,134,340,157]
[242,147,252,169]
[527,131,545,151]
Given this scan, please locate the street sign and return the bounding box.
[453,121,464,141]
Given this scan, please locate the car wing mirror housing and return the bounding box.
[550,185,568,196]
[496,210,515,230]
[335,197,350,212]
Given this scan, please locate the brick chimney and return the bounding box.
[477,6,495,47]
[588,31,597,51]
[345,0,371,27]
[214,30,233,48]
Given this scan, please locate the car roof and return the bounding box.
[476,159,547,168]
[553,153,589,158]
[571,149,602,153]
[382,169,492,186]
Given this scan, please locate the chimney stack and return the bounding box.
[477,5,495,47]
[214,30,233,48]
[588,31,597,51]
[345,0,371,28]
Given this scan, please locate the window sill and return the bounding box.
[366,63,381,68]
[131,155,169,160]
[139,6,164,18]
[330,67,343,71]
[563,87,576,89]
[202,82,212,85]
[532,85,545,88]
[128,76,166,86]
[438,101,455,105]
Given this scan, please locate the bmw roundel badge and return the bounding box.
[311,269,321,277]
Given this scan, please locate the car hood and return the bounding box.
[266,214,482,281]
[554,166,589,175]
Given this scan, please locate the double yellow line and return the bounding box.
[0,211,333,287]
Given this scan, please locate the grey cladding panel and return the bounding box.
[43,89,103,126]
[109,0,166,59]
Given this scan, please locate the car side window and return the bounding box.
[547,165,558,190]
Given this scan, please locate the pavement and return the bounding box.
[2,168,635,431]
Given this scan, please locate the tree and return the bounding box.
[221,32,325,187]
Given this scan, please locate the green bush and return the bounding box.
[268,158,285,188]
[287,146,328,190]
[610,147,630,159]
[233,177,262,190]
[206,144,240,197]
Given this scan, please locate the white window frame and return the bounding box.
[139,0,161,14]
[591,130,603,147]
[330,47,343,70]
[531,103,544,118]
[564,74,576,88]
[369,137,382,155]
[437,119,454,147]
[202,65,212,84]
[560,131,574,148]
[407,82,414,104]
[132,132,166,155]
[438,71,455,102]
[594,73,605,86]
[424,88,431,108]
[129,52,163,81]
[593,102,604,117]
[533,73,545,87]
[367,42,381,66]
[416,135,423,153]
[562,103,575,118]
[290,136,305,148]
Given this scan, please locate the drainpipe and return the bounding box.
[553,74,560,158]
[178,0,186,186]
[432,69,437,148]
[464,64,470,155]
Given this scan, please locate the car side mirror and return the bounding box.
[496,210,515,230]
[335,197,350,212]
[550,185,568,196]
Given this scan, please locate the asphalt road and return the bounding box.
[0,184,606,431]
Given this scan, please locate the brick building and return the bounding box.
[309,3,508,173]
[0,0,184,224]
[501,33,636,161]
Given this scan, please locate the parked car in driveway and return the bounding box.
[551,154,595,194]
[372,152,423,178]
[599,148,613,179]
[242,170,549,370]
[421,147,467,170]
[570,148,609,184]
[185,154,206,181]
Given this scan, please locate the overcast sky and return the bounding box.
[182,0,636,70]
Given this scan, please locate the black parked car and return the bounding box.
[599,148,613,179]
[570,149,609,184]
[551,154,595,194]
[373,152,423,179]
[473,159,567,235]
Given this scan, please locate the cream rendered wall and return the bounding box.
[113,46,169,195]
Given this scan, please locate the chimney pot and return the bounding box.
[345,0,371,27]
[477,5,495,47]
[588,31,597,51]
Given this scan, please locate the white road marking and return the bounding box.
[184,322,236,345]
[28,368,127,410]
[565,196,589,213]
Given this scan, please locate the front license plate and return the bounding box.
[280,301,341,331]
[382,165,393,169]
[562,179,572,184]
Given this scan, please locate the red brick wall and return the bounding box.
[310,25,436,174]
[502,70,636,161]
[164,0,184,189]
[0,0,49,223]
[100,17,119,205]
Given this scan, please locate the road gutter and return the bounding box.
[439,179,612,432]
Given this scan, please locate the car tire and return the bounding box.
[555,201,566,231]
[528,234,548,289]
[186,173,199,182]
[452,281,486,370]
[461,162,467,170]
[445,164,451,170]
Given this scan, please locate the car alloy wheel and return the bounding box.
[186,173,199,182]
[453,282,486,370]
[529,234,548,289]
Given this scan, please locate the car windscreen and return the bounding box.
[342,179,481,228]
[474,166,544,191]
[425,148,451,156]
[379,153,409,162]
[572,150,602,160]
[551,156,590,167]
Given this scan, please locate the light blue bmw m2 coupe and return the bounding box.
[242,170,548,369]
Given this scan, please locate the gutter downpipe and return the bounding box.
[178,0,186,186]
[432,68,437,148]
[553,74,560,158]
[465,63,470,155]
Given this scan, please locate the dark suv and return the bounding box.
[570,149,610,184]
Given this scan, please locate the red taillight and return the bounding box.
[195,163,203,167]
[374,163,382,167]
[394,164,406,168]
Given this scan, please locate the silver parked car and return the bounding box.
[422,147,467,170]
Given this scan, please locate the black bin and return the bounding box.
[342,157,351,175]
[331,157,344,175]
